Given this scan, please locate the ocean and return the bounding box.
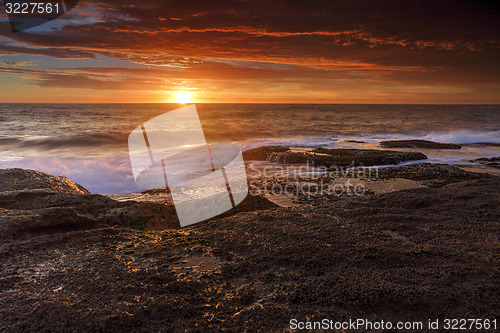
[1,103,499,194]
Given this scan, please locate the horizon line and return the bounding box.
[1,102,499,105]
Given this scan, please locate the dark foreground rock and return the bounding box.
[0,168,89,194]
[380,139,461,149]
[0,169,277,238]
[464,142,500,147]
[474,156,500,169]
[377,163,492,187]
[0,167,498,332]
[0,169,178,236]
[243,146,427,166]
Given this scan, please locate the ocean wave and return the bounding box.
[241,130,500,150]
[340,130,500,145]
[240,136,336,151]
[421,130,500,144]
[0,134,126,150]
[0,155,138,195]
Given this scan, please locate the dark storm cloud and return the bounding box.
[3,0,498,54]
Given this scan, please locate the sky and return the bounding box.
[0,0,499,103]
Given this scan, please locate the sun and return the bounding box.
[173,91,193,104]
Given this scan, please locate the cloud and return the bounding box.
[0,0,499,102]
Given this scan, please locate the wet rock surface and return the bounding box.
[377,163,493,187]
[0,169,181,236]
[243,146,427,166]
[0,169,278,237]
[380,139,462,149]
[474,156,500,169]
[0,168,90,194]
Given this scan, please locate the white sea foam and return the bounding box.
[241,130,500,151]
[422,130,500,144]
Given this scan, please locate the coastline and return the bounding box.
[1,144,499,331]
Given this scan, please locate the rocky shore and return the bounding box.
[0,151,499,331]
[380,139,462,150]
[242,146,427,166]
[0,168,180,236]
[474,156,500,169]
